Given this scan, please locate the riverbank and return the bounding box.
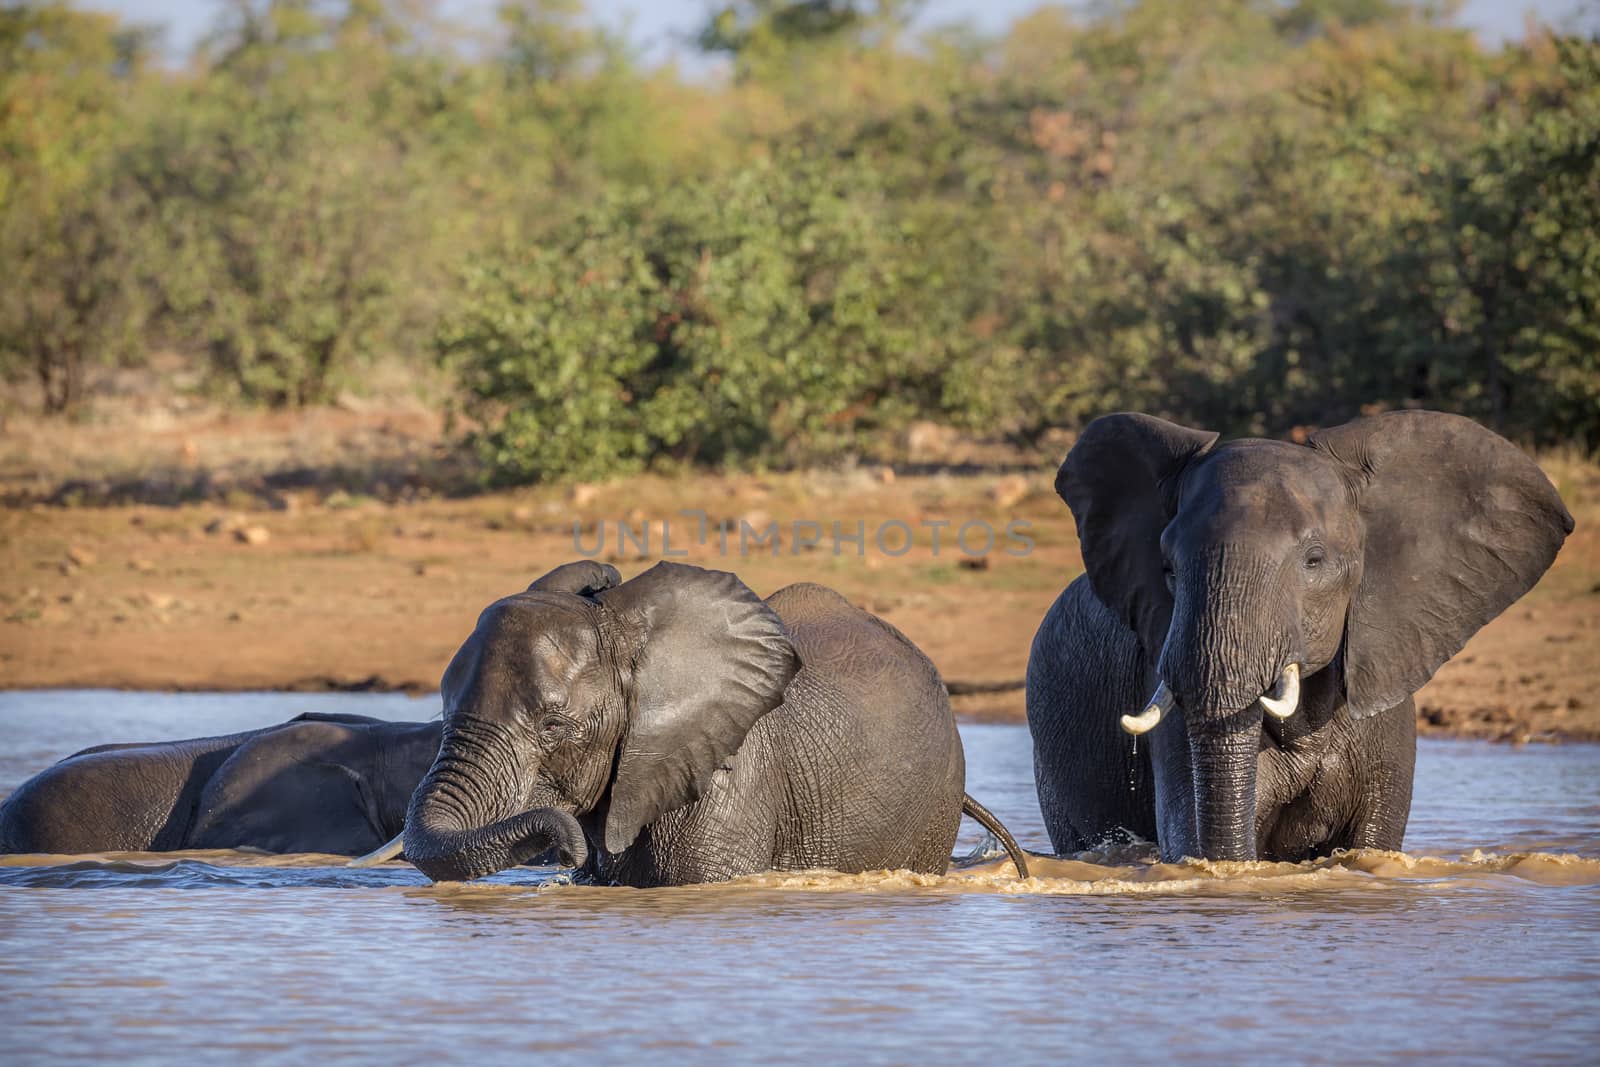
[1,404,1595,742]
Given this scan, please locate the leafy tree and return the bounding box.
[1429,37,1600,446]
[5,0,1594,466]
[126,1,465,405]
[0,3,153,413]
[698,1,923,57]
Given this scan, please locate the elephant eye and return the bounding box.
[537,712,572,739]
[1304,548,1326,571]
[1162,562,1175,592]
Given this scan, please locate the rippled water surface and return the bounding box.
[2,690,1598,1065]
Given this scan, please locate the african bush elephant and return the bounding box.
[380,560,1027,885]
[1027,410,1572,862]
[0,713,440,856]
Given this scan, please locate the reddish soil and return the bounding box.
[1,403,1595,742]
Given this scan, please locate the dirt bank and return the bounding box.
[1,406,1595,742]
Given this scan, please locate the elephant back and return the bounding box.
[759,582,964,872]
[0,730,258,854]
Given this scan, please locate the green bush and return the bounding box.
[444,155,980,482]
[442,205,663,483]
[6,0,1597,465]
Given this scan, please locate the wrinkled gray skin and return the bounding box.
[1028,410,1573,862]
[404,560,972,886]
[0,714,440,855]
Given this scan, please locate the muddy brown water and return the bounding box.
[1,691,1597,1065]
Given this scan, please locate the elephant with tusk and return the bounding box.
[1124,665,1298,736]
[1028,410,1572,863]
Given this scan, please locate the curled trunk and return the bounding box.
[404,767,588,883]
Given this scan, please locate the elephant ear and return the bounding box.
[1056,413,1219,653]
[597,562,800,854]
[1309,411,1573,718]
[527,560,622,599]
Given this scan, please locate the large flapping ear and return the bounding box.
[1056,413,1219,653]
[1309,411,1573,718]
[596,562,800,854]
[527,560,623,598]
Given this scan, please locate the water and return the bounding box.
[2,691,1598,1065]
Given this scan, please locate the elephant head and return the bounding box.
[1058,410,1572,861]
[400,560,800,882]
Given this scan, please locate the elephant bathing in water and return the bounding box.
[1028,410,1572,863]
[364,559,1028,886]
[0,714,440,856]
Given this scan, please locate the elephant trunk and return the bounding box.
[1155,555,1290,862]
[1186,712,1260,862]
[403,747,588,883]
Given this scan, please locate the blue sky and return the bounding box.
[89,0,1596,65]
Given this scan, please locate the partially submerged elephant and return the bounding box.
[1028,410,1572,863]
[0,713,440,856]
[363,560,1028,885]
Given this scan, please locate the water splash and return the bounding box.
[4,846,1598,893]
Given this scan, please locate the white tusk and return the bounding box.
[1122,682,1175,736]
[1260,662,1301,719]
[348,832,406,868]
